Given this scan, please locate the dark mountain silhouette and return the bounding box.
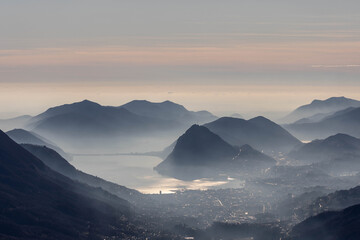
[6,128,71,161]
[306,185,360,217]
[121,100,217,124]
[158,125,237,166]
[276,185,360,224]
[27,100,177,139]
[290,204,360,240]
[285,107,360,140]
[21,144,141,203]
[0,130,152,239]
[281,96,360,123]
[204,117,301,154]
[0,115,31,131]
[289,133,360,163]
[155,125,275,179]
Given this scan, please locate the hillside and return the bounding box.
[204,116,301,154]
[0,130,153,239]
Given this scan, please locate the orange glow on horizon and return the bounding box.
[0,41,359,71]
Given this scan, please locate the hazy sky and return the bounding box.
[1,0,359,118]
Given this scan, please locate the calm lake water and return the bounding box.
[71,155,244,194]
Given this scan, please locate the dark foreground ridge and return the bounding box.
[0,130,165,239]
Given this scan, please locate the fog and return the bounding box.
[2,98,360,239]
[71,155,236,194]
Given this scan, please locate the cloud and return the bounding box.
[311,64,360,68]
[1,41,360,72]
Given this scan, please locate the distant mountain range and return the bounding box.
[27,100,173,138]
[6,128,71,161]
[22,144,140,203]
[155,125,276,180]
[121,100,217,124]
[0,115,31,131]
[281,96,360,124]
[0,129,151,239]
[284,106,360,140]
[25,100,217,142]
[204,116,301,154]
[289,133,360,165]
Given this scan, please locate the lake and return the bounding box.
[72,155,245,194]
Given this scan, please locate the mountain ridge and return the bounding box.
[281,96,360,124]
[155,125,276,180]
[204,116,301,154]
[0,129,150,239]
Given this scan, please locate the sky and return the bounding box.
[0,0,360,118]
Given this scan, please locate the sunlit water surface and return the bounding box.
[72,155,244,194]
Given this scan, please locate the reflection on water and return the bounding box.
[72,155,244,194]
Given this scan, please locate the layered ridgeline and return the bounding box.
[0,115,31,132]
[121,100,216,124]
[0,130,158,239]
[155,125,276,180]
[203,116,301,154]
[284,106,360,140]
[6,128,71,161]
[26,99,216,141]
[280,96,360,124]
[307,185,360,217]
[21,144,141,203]
[289,133,360,164]
[27,100,174,138]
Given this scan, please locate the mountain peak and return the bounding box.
[158,125,237,167]
[323,133,360,146]
[204,115,300,153]
[282,96,360,124]
[249,116,271,123]
[76,99,100,106]
[289,133,360,163]
[120,100,216,125]
[185,124,205,133]
[311,96,353,105]
[162,100,175,104]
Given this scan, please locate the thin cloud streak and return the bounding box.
[1,41,359,71]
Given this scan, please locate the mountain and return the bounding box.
[155,125,275,179]
[204,117,301,154]
[159,125,238,166]
[292,112,332,125]
[0,129,154,239]
[290,204,360,240]
[27,99,178,139]
[6,128,71,161]
[121,100,217,124]
[0,115,31,131]
[27,100,216,145]
[281,96,360,123]
[21,144,141,203]
[307,185,360,217]
[289,133,360,164]
[285,107,360,140]
[234,144,277,167]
